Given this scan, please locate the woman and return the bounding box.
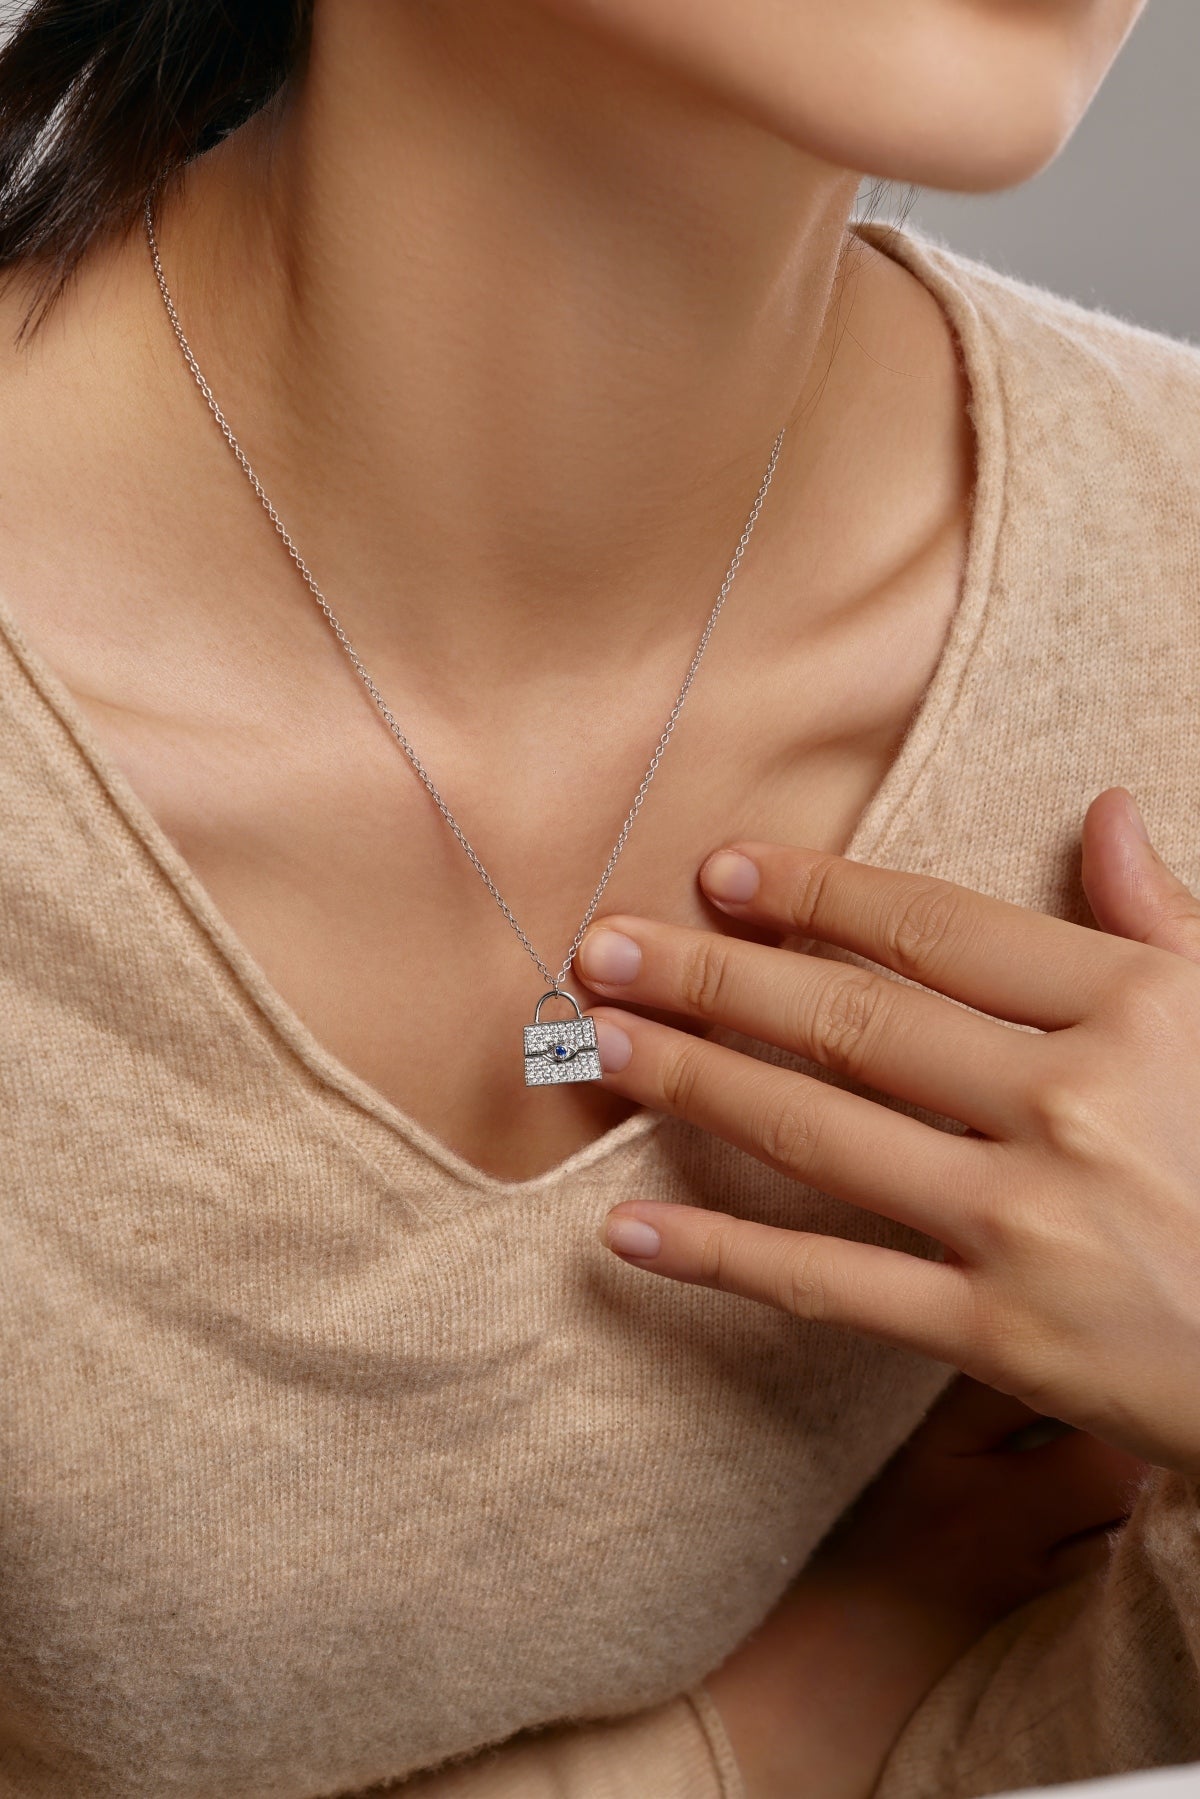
[0,0,1195,1794]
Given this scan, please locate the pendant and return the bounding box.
[523,989,603,1086]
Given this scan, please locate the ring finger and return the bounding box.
[589,1005,978,1248]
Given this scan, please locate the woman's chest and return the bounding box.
[0,1088,952,1798]
[45,547,959,1185]
[0,636,963,1790]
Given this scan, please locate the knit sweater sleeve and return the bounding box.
[873,1468,1200,1798]
[396,1685,745,1798]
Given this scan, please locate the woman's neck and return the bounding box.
[149,0,866,698]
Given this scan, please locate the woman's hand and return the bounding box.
[701,1374,1146,1799]
[576,787,1200,1476]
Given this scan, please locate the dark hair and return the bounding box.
[0,0,312,336]
[0,5,913,344]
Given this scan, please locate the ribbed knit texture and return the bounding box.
[1,222,1198,1798]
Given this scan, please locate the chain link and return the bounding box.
[144,193,786,996]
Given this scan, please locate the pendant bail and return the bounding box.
[532,988,585,1027]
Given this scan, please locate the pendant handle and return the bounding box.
[533,989,586,1026]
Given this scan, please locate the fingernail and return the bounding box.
[578,928,642,985]
[701,849,760,906]
[594,1017,633,1072]
[602,1214,662,1258]
[1121,791,1151,845]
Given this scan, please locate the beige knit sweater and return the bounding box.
[2,221,1200,1799]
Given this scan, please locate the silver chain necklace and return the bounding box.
[143,192,786,1087]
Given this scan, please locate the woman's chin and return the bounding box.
[534,0,1139,197]
[761,54,1099,196]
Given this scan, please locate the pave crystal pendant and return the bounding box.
[523,989,603,1086]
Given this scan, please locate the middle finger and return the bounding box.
[577,915,1030,1137]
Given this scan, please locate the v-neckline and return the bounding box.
[0,220,1007,1202]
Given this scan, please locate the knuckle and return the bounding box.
[1101,953,1195,1045]
[945,1142,1018,1260]
[886,879,962,978]
[659,1036,708,1116]
[678,934,734,1020]
[1026,1071,1114,1162]
[754,1093,820,1178]
[804,969,892,1079]
[780,1238,829,1322]
[695,1224,736,1290]
[784,852,841,935]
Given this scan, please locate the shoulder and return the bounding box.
[881,226,1200,644]
[856,226,1200,911]
[898,224,1200,393]
[871,222,1200,485]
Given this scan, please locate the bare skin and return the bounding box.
[0,10,975,1185]
[0,0,1150,1791]
[0,0,1143,1184]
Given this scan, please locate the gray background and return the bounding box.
[904,0,1198,342]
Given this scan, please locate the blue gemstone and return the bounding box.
[554,1042,569,1059]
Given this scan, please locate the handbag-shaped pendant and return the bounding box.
[523,990,603,1086]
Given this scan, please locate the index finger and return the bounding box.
[699,843,1129,1028]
